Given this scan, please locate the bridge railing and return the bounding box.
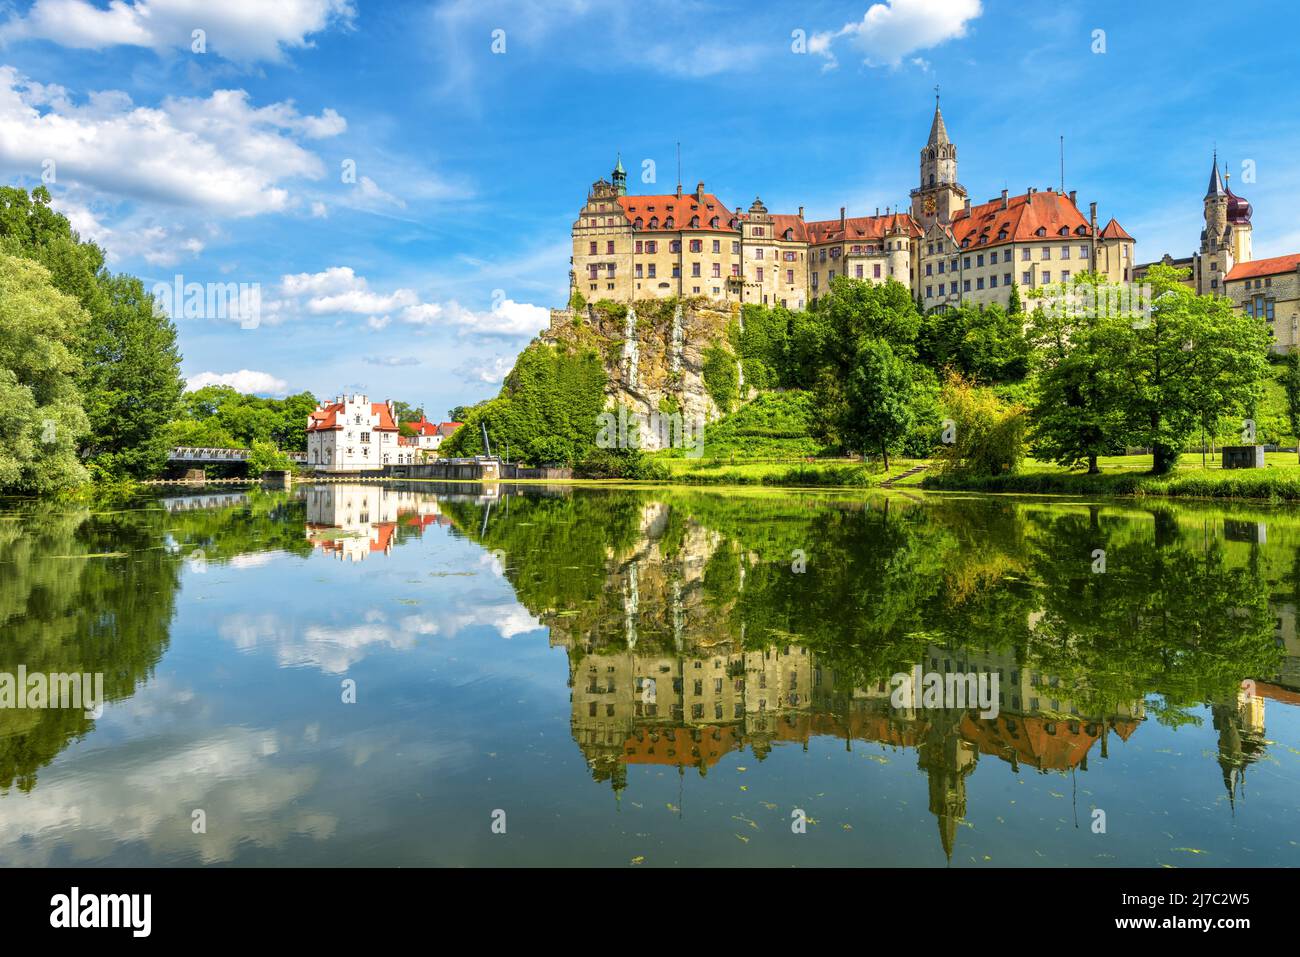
[168,447,308,463]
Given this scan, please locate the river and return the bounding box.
[0,481,1296,866]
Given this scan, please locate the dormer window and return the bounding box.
[664,217,674,228]
[690,216,700,227]
[1058,227,1069,236]
[634,217,643,228]
[648,217,659,229]
[1076,226,1088,235]
[784,229,793,240]
[711,217,720,228]
[1036,227,1046,237]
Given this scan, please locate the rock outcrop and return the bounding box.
[542,298,740,450]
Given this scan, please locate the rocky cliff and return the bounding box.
[540,298,742,450]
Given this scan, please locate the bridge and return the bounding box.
[168,447,308,464]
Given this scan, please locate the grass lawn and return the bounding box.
[923,450,1300,501]
[655,455,932,488]
[651,449,1300,500]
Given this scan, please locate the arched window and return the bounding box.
[711,217,720,228]
[648,216,659,229]
[690,216,699,227]
[929,174,935,186]
[634,217,643,228]
[665,216,674,228]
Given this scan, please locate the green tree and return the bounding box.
[246,440,291,477]
[0,255,91,493]
[936,370,1027,477]
[1285,350,1300,464]
[1123,264,1271,473]
[78,273,183,478]
[1026,275,1131,473]
[843,338,916,471]
[0,187,186,479]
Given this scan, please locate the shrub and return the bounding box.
[935,370,1027,477]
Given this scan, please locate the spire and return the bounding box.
[611,151,627,195]
[927,87,949,146]
[1205,149,1226,198]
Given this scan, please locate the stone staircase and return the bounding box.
[880,463,928,488]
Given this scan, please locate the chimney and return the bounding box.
[798,206,804,218]
[875,207,880,217]
[676,183,683,198]
[964,198,971,215]
[696,180,705,200]
[1001,189,1008,209]
[1068,189,1077,206]
[839,206,846,229]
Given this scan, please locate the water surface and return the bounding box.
[0,481,1297,866]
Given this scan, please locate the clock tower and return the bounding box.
[910,92,967,230]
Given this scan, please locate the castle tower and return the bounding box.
[911,92,967,230]
[612,152,627,196]
[1195,151,1234,294]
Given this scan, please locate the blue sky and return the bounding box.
[2,0,1296,418]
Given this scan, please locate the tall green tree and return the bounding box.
[1123,264,1271,474]
[1027,274,1131,473]
[843,337,916,472]
[0,255,91,492]
[1285,350,1300,464]
[0,187,186,479]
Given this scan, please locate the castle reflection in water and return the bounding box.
[291,483,1297,858]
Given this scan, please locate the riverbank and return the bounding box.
[651,451,1300,501]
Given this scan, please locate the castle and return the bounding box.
[1135,153,1300,353]
[570,99,1137,313]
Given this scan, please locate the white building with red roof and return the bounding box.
[306,394,408,472]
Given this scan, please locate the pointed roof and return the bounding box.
[927,102,950,147]
[1099,217,1133,241]
[1206,150,1227,198]
[614,152,625,175]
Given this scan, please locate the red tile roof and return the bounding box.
[307,400,398,432]
[1225,252,1300,282]
[437,421,463,436]
[1099,217,1133,240]
[405,415,440,437]
[807,211,919,244]
[307,402,344,432]
[617,192,737,232]
[947,190,1105,251]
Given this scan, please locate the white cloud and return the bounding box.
[401,298,550,337]
[0,68,345,217]
[355,175,405,208]
[187,369,288,394]
[270,266,550,338]
[815,0,982,70]
[459,354,515,385]
[310,201,328,218]
[280,265,362,297]
[363,355,419,367]
[2,0,355,63]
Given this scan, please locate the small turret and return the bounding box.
[612,152,627,196]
